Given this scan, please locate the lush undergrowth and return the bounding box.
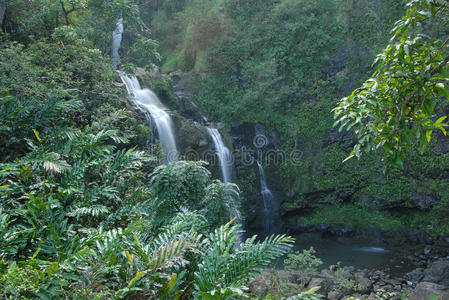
[1,0,448,298]
[0,1,308,299]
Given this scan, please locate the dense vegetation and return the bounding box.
[145,0,449,236]
[0,1,300,298]
[1,0,448,298]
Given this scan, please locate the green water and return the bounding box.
[293,233,416,275]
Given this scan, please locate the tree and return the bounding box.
[333,0,449,167]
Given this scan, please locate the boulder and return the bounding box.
[171,113,212,161]
[247,270,271,296]
[307,277,332,296]
[409,282,449,300]
[327,289,345,300]
[405,268,425,284]
[409,192,437,209]
[354,270,373,293]
[423,260,449,286]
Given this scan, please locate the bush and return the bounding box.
[284,247,323,277]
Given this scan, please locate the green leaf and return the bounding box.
[168,273,178,292]
[33,129,42,143]
[128,271,146,287]
[125,250,133,264]
[426,130,432,143]
[423,98,434,115]
[393,154,404,169]
[436,83,449,100]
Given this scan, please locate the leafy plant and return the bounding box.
[284,247,323,277]
[334,0,449,166]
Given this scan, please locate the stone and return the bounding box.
[423,260,449,286]
[409,192,437,209]
[409,282,449,300]
[327,290,344,300]
[354,270,373,293]
[307,277,330,295]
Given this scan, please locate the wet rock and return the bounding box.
[247,270,272,296]
[354,270,373,293]
[327,289,344,300]
[172,114,212,161]
[307,277,332,295]
[409,282,449,300]
[325,225,354,237]
[291,273,311,288]
[318,223,329,232]
[409,192,438,209]
[405,268,425,284]
[409,230,434,245]
[169,71,208,123]
[423,260,449,286]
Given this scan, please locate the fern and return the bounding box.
[67,205,110,219]
[194,219,294,296]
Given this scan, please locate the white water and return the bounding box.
[119,73,178,162]
[357,247,390,253]
[111,18,124,69]
[257,161,274,234]
[207,128,233,183]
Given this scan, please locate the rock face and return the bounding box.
[409,282,449,300]
[171,112,211,161]
[170,70,208,124]
[0,0,5,28]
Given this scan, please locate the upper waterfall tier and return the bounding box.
[120,73,178,162]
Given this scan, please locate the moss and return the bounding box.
[297,204,402,231]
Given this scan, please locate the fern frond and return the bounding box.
[148,238,191,271]
[195,223,294,294]
[67,205,110,219]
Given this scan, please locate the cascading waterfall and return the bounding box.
[119,73,178,162]
[207,127,242,233]
[207,128,233,183]
[111,18,123,69]
[257,161,274,234]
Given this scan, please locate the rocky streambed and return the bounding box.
[249,242,449,299]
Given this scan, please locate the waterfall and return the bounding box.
[207,128,233,183]
[119,73,178,162]
[257,161,274,234]
[111,18,123,69]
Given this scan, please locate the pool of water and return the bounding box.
[293,232,416,275]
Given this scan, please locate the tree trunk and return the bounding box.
[0,0,5,29]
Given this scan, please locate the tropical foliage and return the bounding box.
[0,1,297,298]
[334,0,449,166]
